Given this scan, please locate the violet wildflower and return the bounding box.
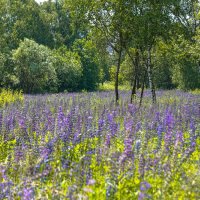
[124,138,133,158]
[138,192,145,200]
[135,139,141,152]
[136,122,141,133]
[105,134,111,148]
[87,179,96,185]
[124,118,133,133]
[157,125,163,148]
[140,181,151,191]
[139,154,145,178]
[98,118,105,136]
[22,187,34,200]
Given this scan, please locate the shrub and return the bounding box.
[12,39,58,93]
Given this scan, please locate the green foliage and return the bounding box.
[73,39,100,91]
[190,89,200,95]
[153,41,175,89]
[0,138,16,162]
[0,0,200,94]
[0,53,6,86]
[0,52,19,88]
[99,82,131,91]
[54,47,82,92]
[120,55,134,84]
[171,37,200,90]
[12,39,58,93]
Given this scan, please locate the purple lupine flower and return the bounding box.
[157,125,163,149]
[105,134,111,148]
[60,111,74,143]
[22,187,34,200]
[107,113,118,137]
[136,122,141,133]
[155,112,160,123]
[31,113,38,133]
[98,118,105,136]
[189,119,196,144]
[86,115,94,137]
[73,131,81,144]
[138,192,145,200]
[124,118,133,133]
[135,139,141,152]
[128,104,137,116]
[62,158,70,169]
[40,147,50,160]
[107,113,113,124]
[66,185,78,199]
[15,148,24,162]
[18,117,26,130]
[40,138,56,160]
[164,111,174,150]
[57,106,65,131]
[61,131,69,143]
[140,181,151,191]
[0,167,7,181]
[87,179,96,185]
[174,131,184,149]
[7,112,15,133]
[65,111,73,136]
[124,138,133,158]
[47,113,54,133]
[157,125,163,139]
[0,181,13,198]
[139,154,145,178]
[73,116,82,143]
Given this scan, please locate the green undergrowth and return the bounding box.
[0,88,23,107]
[98,82,131,91]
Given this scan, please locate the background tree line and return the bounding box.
[0,0,200,100]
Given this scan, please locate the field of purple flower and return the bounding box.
[0,90,200,199]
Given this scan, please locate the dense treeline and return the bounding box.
[0,0,200,99]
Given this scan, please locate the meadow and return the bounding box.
[0,90,200,199]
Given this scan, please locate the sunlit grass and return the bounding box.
[0,88,23,107]
[98,81,131,91]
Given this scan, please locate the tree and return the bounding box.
[54,47,82,92]
[152,40,175,89]
[122,0,178,104]
[73,38,100,91]
[138,1,174,103]
[79,0,131,102]
[13,39,57,93]
[170,36,200,90]
[0,0,199,94]
[0,53,6,87]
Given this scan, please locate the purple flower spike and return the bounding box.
[23,187,34,200]
[140,181,151,191]
[87,179,96,185]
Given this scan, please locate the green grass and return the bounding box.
[98,82,131,91]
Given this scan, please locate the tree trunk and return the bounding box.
[115,49,122,103]
[130,49,139,104]
[136,75,140,89]
[147,46,156,104]
[139,70,147,107]
[147,46,152,90]
[130,75,137,104]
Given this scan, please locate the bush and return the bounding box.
[54,47,82,92]
[12,39,58,93]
